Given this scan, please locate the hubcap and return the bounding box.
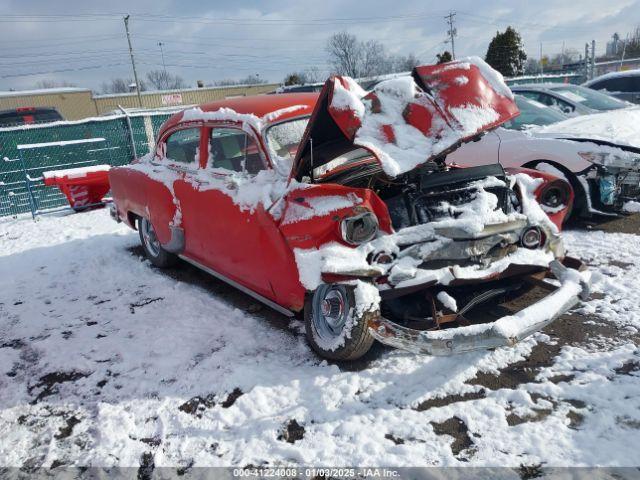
[141,219,161,257]
[312,284,350,341]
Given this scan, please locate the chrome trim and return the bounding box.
[178,255,295,318]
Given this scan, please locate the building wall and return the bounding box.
[0,83,279,121]
[93,83,279,115]
[0,90,98,120]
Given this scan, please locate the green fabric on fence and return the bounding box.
[0,113,173,217]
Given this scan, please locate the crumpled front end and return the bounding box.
[575,148,640,214]
[291,165,588,356]
[369,259,591,355]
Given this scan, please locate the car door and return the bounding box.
[141,126,202,248]
[174,125,277,299]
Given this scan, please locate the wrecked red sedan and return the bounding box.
[109,57,590,361]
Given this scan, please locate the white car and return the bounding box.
[447,95,640,218]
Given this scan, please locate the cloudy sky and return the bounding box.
[0,0,638,92]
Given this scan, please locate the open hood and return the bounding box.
[292,56,520,181]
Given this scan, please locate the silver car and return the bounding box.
[584,69,640,105]
[511,83,630,116]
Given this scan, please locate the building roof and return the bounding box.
[0,87,90,98]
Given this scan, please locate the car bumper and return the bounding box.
[368,259,591,356]
[109,203,121,222]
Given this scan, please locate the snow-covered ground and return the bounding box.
[0,210,639,469]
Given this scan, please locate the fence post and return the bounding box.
[118,105,138,160]
[17,150,37,220]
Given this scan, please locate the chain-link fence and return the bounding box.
[0,111,172,218]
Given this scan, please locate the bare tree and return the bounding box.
[212,74,268,86]
[327,32,420,78]
[327,32,363,77]
[283,67,326,85]
[101,78,147,94]
[360,39,390,77]
[302,66,324,83]
[146,69,187,90]
[34,79,77,89]
[393,53,421,71]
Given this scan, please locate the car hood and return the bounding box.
[291,56,520,180]
[531,107,640,152]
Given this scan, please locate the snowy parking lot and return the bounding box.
[1,209,639,469]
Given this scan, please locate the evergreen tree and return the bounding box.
[485,27,527,77]
[436,51,452,64]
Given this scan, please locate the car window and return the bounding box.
[164,128,200,167]
[515,90,540,102]
[265,117,309,166]
[506,96,568,129]
[594,76,639,93]
[551,84,627,110]
[533,92,575,114]
[208,128,265,175]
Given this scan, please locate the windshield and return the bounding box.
[506,95,568,129]
[265,117,309,171]
[549,84,628,111]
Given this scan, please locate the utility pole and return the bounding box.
[445,11,457,59]
[123,15,143,108]
[620,33,629,70]
[584,43,590,81]
[540,43,543,74]
[158,41,167,89]
[591,39,596,80]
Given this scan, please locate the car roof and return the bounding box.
[511,83,577,91]
[160,92,319,134]
[584,68,640,85]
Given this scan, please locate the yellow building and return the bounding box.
[0,83,280,121]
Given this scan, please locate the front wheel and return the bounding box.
[138,217,177,268]
[304,284,375,361]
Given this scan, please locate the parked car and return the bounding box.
[584,69,640,104]
[449,95,640,218]
[503,95,569,130]
[109,57,589,361]
[0,106,63,127]
[511,83,630,116]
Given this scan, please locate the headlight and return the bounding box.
[340,211,379,245]
[521,226,545,249]
[539,180,571,211]
[578,151,640,170]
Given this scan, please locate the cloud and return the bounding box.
[0,0,638,91]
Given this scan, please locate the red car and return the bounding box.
[110,58,590,361]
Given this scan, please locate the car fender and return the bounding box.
[278,183,392,251]
[505,166,574,228]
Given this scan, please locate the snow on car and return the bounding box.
[1,208,639,469]
[108,57,589,361]
[448,97,640,218]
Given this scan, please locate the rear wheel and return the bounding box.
[138,217,177,268]
[304,283,375,361]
